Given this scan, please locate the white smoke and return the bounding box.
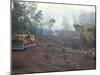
[36,3,95,31]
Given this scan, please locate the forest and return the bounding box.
[12,2,55,39]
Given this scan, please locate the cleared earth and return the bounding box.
[12,33,96,74]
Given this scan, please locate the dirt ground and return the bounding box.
[12,34,96,74]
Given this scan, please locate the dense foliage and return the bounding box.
[74,24,96,48]
[12,2,56,39]
[12,2,43,38]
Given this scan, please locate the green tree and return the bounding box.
[12,2,43,39]
[48,18,55,28]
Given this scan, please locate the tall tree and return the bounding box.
[12,2,43,38]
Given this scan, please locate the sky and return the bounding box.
[37,3,95,12]
[36,2,95,31]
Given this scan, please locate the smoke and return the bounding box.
[36,3,95,32]
[61,14,75,31]
[42,10,80,32]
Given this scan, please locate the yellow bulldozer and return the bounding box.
[12,33,36,50]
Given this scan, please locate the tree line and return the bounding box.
[12,2,55,39]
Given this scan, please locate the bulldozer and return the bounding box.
[12,32,36,50]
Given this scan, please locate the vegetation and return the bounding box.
[12,2,43,39]
[12,2,56,40]
[74,24,96,48]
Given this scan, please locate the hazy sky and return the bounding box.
[37,3,95,12]
[36,3,95,31]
